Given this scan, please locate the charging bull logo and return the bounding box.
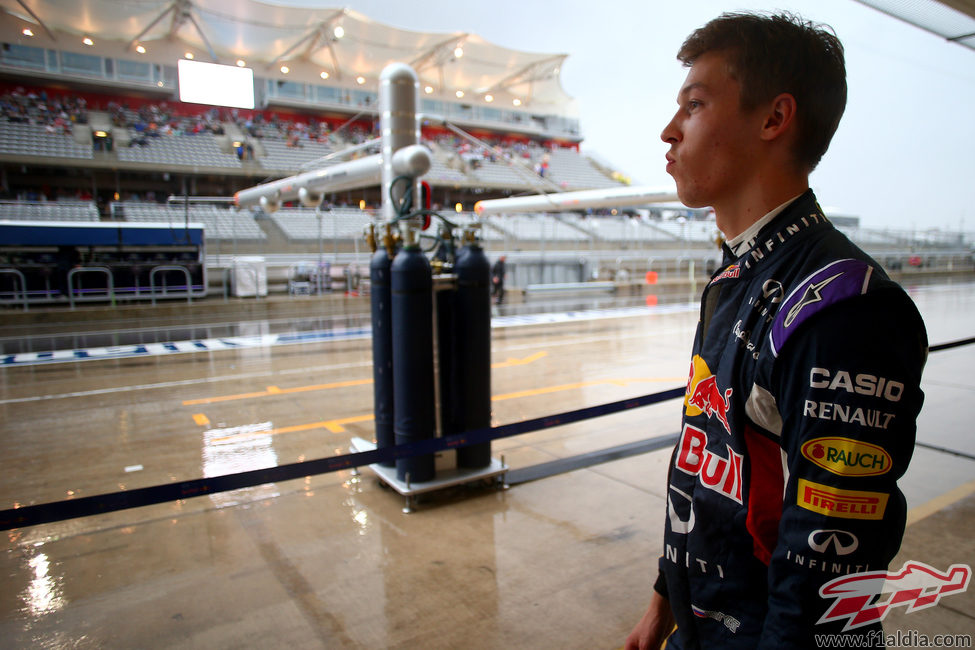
[818,561,971,631]
[685,355,733,433]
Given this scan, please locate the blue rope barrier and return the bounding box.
[0,386,687,531]
[3,334,971,531]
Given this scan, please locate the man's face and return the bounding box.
[661,51,765,209]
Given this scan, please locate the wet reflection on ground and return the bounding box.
[0,277,972,647]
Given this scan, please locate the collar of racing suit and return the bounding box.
[715,189,830,272]
[725,192,805,258]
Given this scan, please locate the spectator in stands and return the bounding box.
[491,255,507,304]
[539,153,550,177]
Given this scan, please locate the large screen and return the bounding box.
[177,59,255,109]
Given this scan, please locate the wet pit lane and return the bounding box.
[0,277,973,648]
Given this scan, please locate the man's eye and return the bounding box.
[687,100,702,111]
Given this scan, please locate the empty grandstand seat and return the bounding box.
[0,120,93,160]
[0,200,99,221]
[526,148,624,191]
[487,214,589,242]
[258,135,338,172]
[117,132,241,169]
[121,203,266,240]
[269,207,372,241]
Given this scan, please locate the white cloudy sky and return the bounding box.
[283,1,975,232]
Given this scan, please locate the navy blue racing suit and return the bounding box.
[654,190,928,648]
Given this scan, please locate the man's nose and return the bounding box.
[661,111,680,144]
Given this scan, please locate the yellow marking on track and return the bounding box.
[182,378,373,406]
[192,413,210,426]
[210,414,374,443]
[197,375,682,440]
[906,478,975,526]
[492,378,683,401]
[183,353,549,406]
[492,351,548,368]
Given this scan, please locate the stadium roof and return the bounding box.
[0,0,574,111]
[855,0,975,51]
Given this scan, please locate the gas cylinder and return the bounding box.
[370,245,395,467]
[391,244,435,482]
[452,243,492,468]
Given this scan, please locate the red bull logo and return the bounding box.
[674,424,743,504]
[818,561,971,630]
[685,355,733,433]
[710,264,741,284]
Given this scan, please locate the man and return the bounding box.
[491,255,507,304]
[625,12,927,649]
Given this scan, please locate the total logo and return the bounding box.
[801,437,892,477]
[685,355,733,433]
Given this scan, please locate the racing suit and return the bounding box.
[654,190,928,648]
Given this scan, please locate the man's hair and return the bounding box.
[677,12,846,171]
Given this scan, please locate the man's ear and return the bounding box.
[760,93,797,142]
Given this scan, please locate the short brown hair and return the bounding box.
[678,12,846,171]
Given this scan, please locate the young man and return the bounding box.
[625,13,928,649]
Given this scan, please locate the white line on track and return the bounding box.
[1,303,697,404]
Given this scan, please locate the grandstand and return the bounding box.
[0,0,971,306]
[0,119,93,160]
[0,199,98,221]
[116,132,242,170]
[122,203,266,241]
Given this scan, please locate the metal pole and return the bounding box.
[379,63,419,224]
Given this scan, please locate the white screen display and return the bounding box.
[177,59,255,109]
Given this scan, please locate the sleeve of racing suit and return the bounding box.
[653,570,668,599]
[758,288,927,648]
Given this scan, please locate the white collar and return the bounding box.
[726,194,804,257]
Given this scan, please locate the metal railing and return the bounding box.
[0,268,29,311]
[67,266,115,309]
[149,265,195,305]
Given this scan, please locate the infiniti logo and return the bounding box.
[667,485,695,534]
[761,279,784,304]
[808,529,859,556]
